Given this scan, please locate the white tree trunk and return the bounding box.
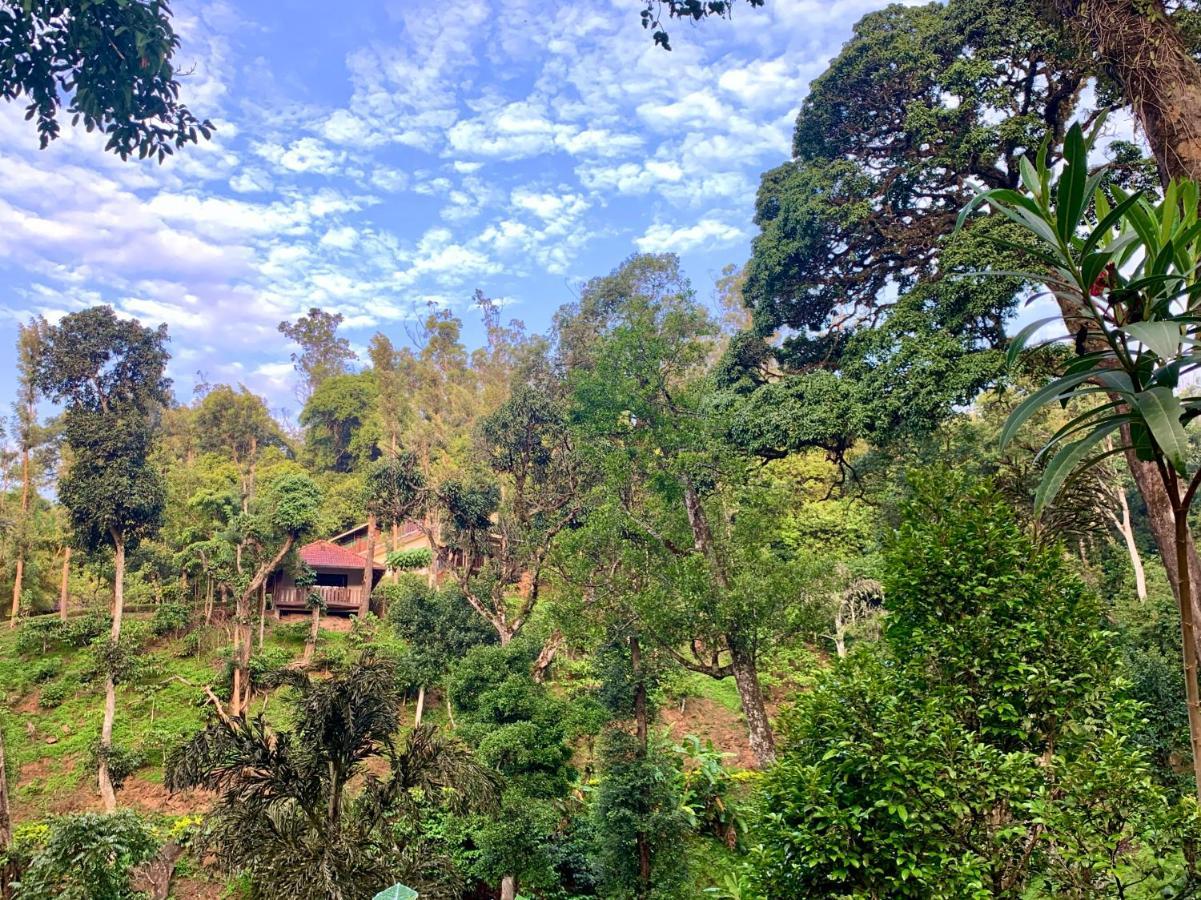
[98,533,125,812]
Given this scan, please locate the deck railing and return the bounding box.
[272,585,363,610]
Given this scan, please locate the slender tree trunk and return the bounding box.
[303,603,320,665]
[500,875,517,900]
[9,447,30,629]
[729,641,776,767]
[445,680,456,729]
[414,685,425,726]
[359,514,376,617]
[257,581,267,651]
[1173,499,1201,803]
[1054,0,1201,184]
[8,560,22,631]
[98,532,125,811]
[59,547,70,622]
[1112,485,1148,601]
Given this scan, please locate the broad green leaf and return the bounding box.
[999,370,1102,449]
[373,885,419,900]
[1132,387,1190,473]
[1123,322,1184,361]
[1035,419,1125,515]
[1081,190,1144,258]
[1006,317,1064,368]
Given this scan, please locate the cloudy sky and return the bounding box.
[0,0,897,416]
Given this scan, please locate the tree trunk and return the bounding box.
[359,514,377,617]
[59,547,70,622]
[8,559,22,631]
[1112,484,1148,601]
[729,641,776,767]
[500,875,516,900]
[414,685,425,726]
[1173,497,1201,803]
[303,603,320,665]
[98,532,125,812]
[1055,0,1201,184]
[532,630,563,683]
[257,581,267,651]
[9,446,30,629]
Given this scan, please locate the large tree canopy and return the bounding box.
[0,0,212,160]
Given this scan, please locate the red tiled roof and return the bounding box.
[299,540,385,571]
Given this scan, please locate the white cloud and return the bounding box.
[635,218,745,253]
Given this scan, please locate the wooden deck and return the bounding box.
[272,585,364,612]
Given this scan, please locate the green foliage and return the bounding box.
[166,652,498,900]
[383,577,497,679]
[301,371,378,472]
[151,600,193,638]
[385,547,432,571]
[0,0,213,160]
[35,306,170,554]
[674,735,743,847]
[15,809,159,900]
[746,475,1198,897]
[37,679,67,709]
[591,729,690,898]
[278,307,356,395]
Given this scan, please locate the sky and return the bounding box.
[0,0,906,420]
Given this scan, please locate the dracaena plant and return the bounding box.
[959,118,1201,802]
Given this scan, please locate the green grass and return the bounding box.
[661,670,745,715]
[0,613,359,817]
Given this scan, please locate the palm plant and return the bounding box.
[166,651,500,899]
[959,119,1201,800]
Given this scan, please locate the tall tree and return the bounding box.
[562,254,803,766]
[0,0,212,159]
[34,305,170,811]
[9,317,46,627]
[194,385,286,513]
[278,308,356,399]
[299,372,379,473]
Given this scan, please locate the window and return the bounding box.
[314,572,348,588]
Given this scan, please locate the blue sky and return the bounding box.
[0,0,902,418]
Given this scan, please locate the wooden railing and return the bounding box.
[272,585,363,610]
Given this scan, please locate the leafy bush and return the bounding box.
[16,810,159,900]
[386,547,432,571]
[151,601,193,637]
[86,742,146,792]
[38,680,68,709]
[674,735,743,847]
[29,659,60,684]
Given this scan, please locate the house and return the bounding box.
[269,540,385,614]
[331,520,434,575]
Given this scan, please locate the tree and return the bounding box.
[9,317,46,627]
[963,122,1201,800]
[193,385,286,512]
[228,472,322,714]
[166,652,499,900]
[450,642,575,900]
[278,308,356,399]
[748,474,1198,896]
[1052,0,1201,183]
[300,372,379,473]
[0,0,212,160]
[17,809,159,900]
[561,253,797,766]
[33,305,169,811]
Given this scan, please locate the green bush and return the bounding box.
[386,547,432,571]
[86,742,146,791]
[38,680,68,709]
[29,659,60,684]
[151,601,193,637]
[16,809,159,899]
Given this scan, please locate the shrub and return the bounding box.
[86,742,146,791]
[151,601,193,638]
[29,659,60,684]
[38,681,68,709]
[16,810,159,900]
[386,547,432,571]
